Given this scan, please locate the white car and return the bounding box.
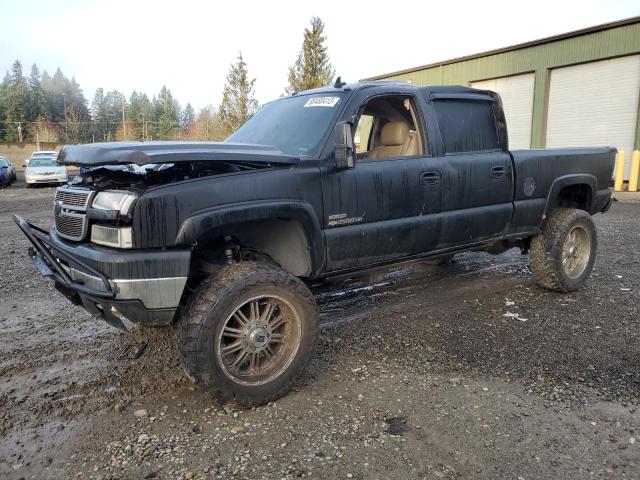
[24,155,68,186]
[25,150,59,166]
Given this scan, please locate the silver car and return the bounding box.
[24,155,68,186]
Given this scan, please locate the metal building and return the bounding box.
[365,16,640,178]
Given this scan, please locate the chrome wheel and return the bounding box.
[562,225,591,279]
[216,295,302,386]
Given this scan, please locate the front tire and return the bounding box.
[529,208,597,292]
[178,261,319,406]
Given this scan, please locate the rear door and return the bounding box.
[427,95,514,247]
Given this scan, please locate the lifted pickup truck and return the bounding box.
[15,81,615,406]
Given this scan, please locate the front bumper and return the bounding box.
[14,215,191,329]
[25,174,67,184]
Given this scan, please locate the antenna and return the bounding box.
[333,76,346,88]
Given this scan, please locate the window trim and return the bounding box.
[431,97,502,154]
[352,93,430,162]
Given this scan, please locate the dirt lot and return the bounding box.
[1,180,639,480]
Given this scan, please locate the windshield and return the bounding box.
[32,152,57,157]
[29,157,59,167]
[226,93,346,156]
[0,159,8,167]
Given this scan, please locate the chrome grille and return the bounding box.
[55,212,87,240]
[55,188,91,209]
[54,186,93,241]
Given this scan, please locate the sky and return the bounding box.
[0,0,638,111]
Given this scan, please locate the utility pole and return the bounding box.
[62,94,68,131]
[121,93,127,141]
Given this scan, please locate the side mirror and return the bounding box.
[334,121,356,169]
[22,164,27,168]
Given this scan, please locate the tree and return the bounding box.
[114,119,139,141]
[185,106,224,141]
[28,117,59,143]
[153,86,180,139]
[129,91,153,141]
[28,64,49,120]
[91,88,109,141]
[286,17,334,94]
[181,103,195,130]
[62,104,89,143]
[3,60,30,142]
[218,52,258,137]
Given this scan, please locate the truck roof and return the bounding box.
[294,81,492,98]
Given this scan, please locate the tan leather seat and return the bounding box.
[368,122,420,159]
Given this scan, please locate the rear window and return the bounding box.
[433,100,499,153]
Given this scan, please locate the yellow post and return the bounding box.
[614,151,625,192]
[629,150,640,192]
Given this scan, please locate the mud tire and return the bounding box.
[178,261,319,406]
[529,208,597,292]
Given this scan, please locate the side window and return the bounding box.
[354,115,373,153]
[432,100,500,153]
[353,96,425,160]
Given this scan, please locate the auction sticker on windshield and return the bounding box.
[304,96,340,108]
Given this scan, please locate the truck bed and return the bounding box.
[509,147,616,234]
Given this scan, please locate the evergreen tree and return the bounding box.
[181,103,195,130]
[218,53,258,137]
[152,86,180,139]
[3,60,30,142]
[28,64,49,120]
[0,73,8,141]
[91,88,109,141]
[129,91,153,141]
[286,17,334,94]
[48,67,67,122]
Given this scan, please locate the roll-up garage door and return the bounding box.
[472,73,535,150]
[546,55,640,179]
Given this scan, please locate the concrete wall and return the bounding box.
[0,143,62,169]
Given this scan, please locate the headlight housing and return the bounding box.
[91,191,137,215]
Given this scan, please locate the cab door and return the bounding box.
[427,95,514,248]
[321,92,440,272]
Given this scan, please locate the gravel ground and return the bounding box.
[1,180,639,480]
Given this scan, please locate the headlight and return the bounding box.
[92,191,137,215]
[91,225,133,248]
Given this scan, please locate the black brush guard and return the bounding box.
[14,214,115,298]
[12,215,133,329]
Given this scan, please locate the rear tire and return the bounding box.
[529,208,597,292]
[178,261,319,406]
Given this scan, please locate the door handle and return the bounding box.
[490,166,506,179]
[420,171,441,186]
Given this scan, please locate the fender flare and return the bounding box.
[176,200,325,276]
[544,174,597,215]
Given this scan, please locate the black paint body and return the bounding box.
[18,82,616,325]
[123,83,615,278]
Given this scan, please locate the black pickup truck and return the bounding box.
[15,81,615,406]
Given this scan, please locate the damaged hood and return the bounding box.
[57,141,301,167]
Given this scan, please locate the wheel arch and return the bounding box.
[544,174,597,215]
[177,201,325,278]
